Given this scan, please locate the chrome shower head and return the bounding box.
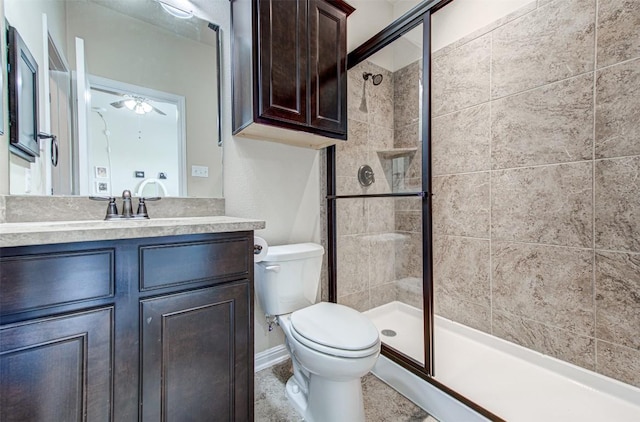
[363,72,383,86]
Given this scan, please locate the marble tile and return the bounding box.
[368,150,394,195]
[432,34,491,116]
[394,122,419,149]
[347,70,369,124]
[345,118,369,149]
[394,60,422,128]
[254,362,302,422]
[596,340,640,388]
[597,0,640,68]
[595,250,640,350]
[432,103,490,176]
[368,124,394,150]
[361,374,434,422]
[395,210,421,233]
[367,198,395,234]
[492,241,594,336]
[434,295,491,334]
[432,172,490,238]
[336,197,367,235]
[370,282,398,308]
[338,290,371,313]
[595,58,640,159]
[395,277,423,310]
[368,69,395,130]
[491,0,595,98]
[367,232,399,287]
[395,232,422,280]
[433,235,490,307]
[595,156,640,252]
[336,235,369,296]
[335,145,367,182]
[492,311,596,369]
[491,74,594,169]
[491,162,593,248]
[0,195,6,223]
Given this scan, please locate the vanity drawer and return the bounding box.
[139,237,251,291]
[0,249,115,317]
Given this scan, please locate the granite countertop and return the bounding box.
[0,216,266,247]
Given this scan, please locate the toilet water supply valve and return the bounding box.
[266,315,277,332]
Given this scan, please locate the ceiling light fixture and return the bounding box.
[157,1,193,19]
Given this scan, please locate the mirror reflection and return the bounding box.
[5,0,223,198]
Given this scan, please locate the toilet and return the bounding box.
[255,243,381,422]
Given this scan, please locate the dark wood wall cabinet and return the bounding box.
[0,231,255,422]
[232,0,354,149]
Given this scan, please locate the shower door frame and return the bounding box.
[326,0,502,419]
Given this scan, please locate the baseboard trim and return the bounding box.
[254,344,289,372]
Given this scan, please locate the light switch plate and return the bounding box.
[191,165,209,178]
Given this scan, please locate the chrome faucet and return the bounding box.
[121,190,134,218]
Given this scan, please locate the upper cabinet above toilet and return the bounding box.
[231,0,354,149]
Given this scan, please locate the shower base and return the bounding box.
[365,301,640,422]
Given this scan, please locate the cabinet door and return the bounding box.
[309,0,347,134]
[140,282,252,422]
[258,0,308,124]
[0,308,113,422]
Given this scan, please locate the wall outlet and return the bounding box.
[191,165,209,178]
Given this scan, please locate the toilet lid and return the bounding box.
[290,302,379,351]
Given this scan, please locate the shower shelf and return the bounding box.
[376,148,418,159]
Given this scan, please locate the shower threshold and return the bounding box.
[365,301,640,422]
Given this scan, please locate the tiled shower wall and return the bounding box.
[336,59,424,312]
[431,0,640,387]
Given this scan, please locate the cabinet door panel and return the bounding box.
[0,308,113,422]
[258,0,308,124]
[309,0,347,133]
[140,282,252,422]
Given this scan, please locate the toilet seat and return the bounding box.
[287,302,380,358]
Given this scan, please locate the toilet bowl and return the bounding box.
[255,243,381,422]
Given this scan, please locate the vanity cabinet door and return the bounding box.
[140,281,253,422]
[0,308,113,422]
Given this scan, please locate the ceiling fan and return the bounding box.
[110,95,167,115]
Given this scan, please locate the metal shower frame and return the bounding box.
[325,0,502,419]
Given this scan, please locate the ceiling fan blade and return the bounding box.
[110,100,126,109]
[152,106,167,116]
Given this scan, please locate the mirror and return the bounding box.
[5,0,223,197]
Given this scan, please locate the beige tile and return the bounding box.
[595,250,640,350]
[338,290,371,313]
[367,232,399,287]
[491,74,594,169]
[434,295,491,334]
[491,0,595,98]
[361,374,434,421]
[336,197,367,235]
[395,210,421,233]
[492,241,594,336]
[394,122,420,149]
[491,162,593,248]
[597,0,640,68]
[395,277,423,309]
[347,67,368,124]
[432,103,490,176]
[595,58,640,159]
[433,235,490,307]
[492,311,596,370]
[595,157,640,252]
[368,68,395,130]
[432,34,491,116]
[367,124,394,150]
[370,282,398,308]
[336,235,368,296]
[596,341,640,388]
[394,60,422,128]
[367,198,395,233]
[395,232,422,280]
[432,172,490,238]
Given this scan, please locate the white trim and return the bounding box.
[254,344,289,373]
[372,355,490,422]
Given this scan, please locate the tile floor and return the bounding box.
[255,360,437,421]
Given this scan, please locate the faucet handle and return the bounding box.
[89,196,119,220]
[136,196,162,219]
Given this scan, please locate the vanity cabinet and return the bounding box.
[232,0,354,149]
[0,231,254,422]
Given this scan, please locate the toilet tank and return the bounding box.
[255,243,324,316]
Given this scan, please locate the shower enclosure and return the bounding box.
[329,0,640,419]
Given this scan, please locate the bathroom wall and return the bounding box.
[431,0,640,388]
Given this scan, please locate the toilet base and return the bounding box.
[285,373,366,422]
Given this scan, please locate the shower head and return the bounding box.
[363,72,383,86]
